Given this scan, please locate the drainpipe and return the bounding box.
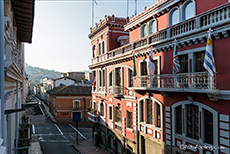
[15,81,19,154]
[0,0,5,141]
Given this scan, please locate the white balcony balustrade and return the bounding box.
[133,72,216,93]
[90,3,230,65]
[88,112,99,123]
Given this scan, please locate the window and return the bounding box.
[92,45,96,58]
[141,24,147,38]
[109,106,113,120]
[98,43,101,55]
[187,104,199,140]
[115,68,121,86]
[127,111,133,129]
[100,102,104,116]
[94,102,97,110]
[140,100,144,122]
[179,54,188,73]
[195,52,205,72]
[141,62,147,75]
[146,99,153,124]
[93,71,96,91]
[115,106,122,131]
[173,103,216,146]
[175,106,182,134]
[109,72,112,86]
[99,71,102,87]
[115,107,121,123]
[156,103,161,127]
[183,1,195,20]
[154,60,158,75]
[204,109,213,144]
[139,98,162,129]
[150,20,157,34]
[102,41,105,54]
[102,70,105,86]
[170,8,179,26]
[73,100,80,108]
[128,69,133,87]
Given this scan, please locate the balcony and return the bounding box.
[109,86,124,98]
[133,72,217,94]
[108,86,135,99]
[88,112,99,123]
[89,3,230,67]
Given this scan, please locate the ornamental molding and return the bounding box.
[89,23,230,69]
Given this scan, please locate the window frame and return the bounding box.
[149,19,157,34]
[99,100,106,118]
[73,100,81,108]
[127,68,133,88]
[182,0,196,21]
[138,97,163,132]
[127,110,133,129]
[172,101,218,148]
[141,24,148,38]
[169,7,180,26]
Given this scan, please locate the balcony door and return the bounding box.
[140,62,148,87]
[115,68,121,86]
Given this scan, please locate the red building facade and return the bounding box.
[88,1,230,154]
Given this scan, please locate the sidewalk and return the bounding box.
[29,134,42,154]
[72,138,108,154]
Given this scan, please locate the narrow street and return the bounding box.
[33,119,93,154]
[32,96,93,154]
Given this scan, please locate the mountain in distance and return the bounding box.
[25,63,61,84]
[25,63,92,84]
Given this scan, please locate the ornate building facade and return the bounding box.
[88,0,230,154]
[1,0,35,153]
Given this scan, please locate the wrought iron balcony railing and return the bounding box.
[133,72,216,93]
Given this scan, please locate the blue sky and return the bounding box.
[25,0,157,72]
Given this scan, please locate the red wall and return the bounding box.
[196,0,228,15]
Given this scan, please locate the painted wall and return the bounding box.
[196,0,228,15]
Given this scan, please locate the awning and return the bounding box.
[11,0,35,43]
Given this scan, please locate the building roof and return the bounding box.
[53,76,76,81]
[47,85,92,96]
[53,76,92,85]
[11,0,35,43]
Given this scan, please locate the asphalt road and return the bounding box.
[33,120,93,154]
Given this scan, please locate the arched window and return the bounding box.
[141,24,147,38]
[149,20,157,34]
[172,101,217,146]
[183,1,195,20]
[170,8,179,26]
[138,97,163,128]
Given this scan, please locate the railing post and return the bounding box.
[167,29,171,38]
[195,17,201,29]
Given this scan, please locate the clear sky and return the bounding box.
[25,0,157,72]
